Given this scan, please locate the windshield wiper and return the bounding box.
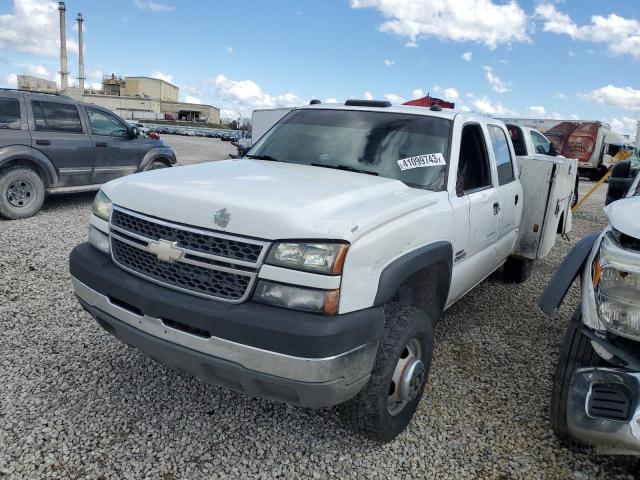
[311,163,378,176]
[245,154,282,162]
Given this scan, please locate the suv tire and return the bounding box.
[551,307,601,439]
[503,256,532,283]
[0,166,46,220]
[143,160,170,171]
[338,303,434,442]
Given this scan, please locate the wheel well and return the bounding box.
[393,262,450,321]
[154,156,170,166]
[0,159,50,187]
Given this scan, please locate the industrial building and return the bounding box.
[76,75,220,123]
[15,2,220,125]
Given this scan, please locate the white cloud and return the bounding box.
[26,64,50,77]
[461,51,472,62]
[134,0,174,12]
[384,93,405,104]
[585,85,640,112]
[226,46,235,54]
[209,74,302,114]
[471,95,512,115]
[434,85,459,102]
[363,91,374,100]
[536,3,640,60]
[483,66,510,93]
[350,0,529,49]
[150,71,174,84]
[459,105,472,112]
[3,73,18,87]
[443,87,459,102]
[570,113,579,120]
[527,105,546,116]
[608,117,638,137]
[324,98,339,104]
[404,40,418,47]
[383,59,395,66]
[411,88,424,99]
[185,95,201,104]
[554,92,566,99]
[0,0,79,57]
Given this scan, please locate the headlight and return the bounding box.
[253,280,339,315]
[593,233,640,340]
[266,241,349,274]
[92,190,112,221]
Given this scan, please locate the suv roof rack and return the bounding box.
[0,87,71,99]
[344,99,391,108]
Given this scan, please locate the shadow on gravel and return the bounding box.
[42,191,97,212]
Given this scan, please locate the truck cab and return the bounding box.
[70,101,574,441]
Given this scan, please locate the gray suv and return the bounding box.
[0,89,176,219]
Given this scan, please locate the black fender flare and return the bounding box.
[0,145,58,186]
[538,233,600,317]
[374,241,453,317]
[137,147,177,172]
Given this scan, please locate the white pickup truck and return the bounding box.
[70,100,576,441]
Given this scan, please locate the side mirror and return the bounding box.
[548,142,558,156]
[606,160,633,205]
[129,126,139,138]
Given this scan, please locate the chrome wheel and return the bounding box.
[387,338,425,416]
[7,178,35,208]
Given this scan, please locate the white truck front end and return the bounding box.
[71,102,572,441]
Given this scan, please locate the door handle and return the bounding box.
[493,202,501,215]
[95,141,107,147]
[35,139,51,145]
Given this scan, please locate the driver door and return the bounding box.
[85,107,140,184]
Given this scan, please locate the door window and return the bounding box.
[531,130,551,155]
[0,97,21,129]
[457,123,492,194]
[488,125,515,185]
[33,101,83,133]
[87,108,129,137]
[507,125,527,156]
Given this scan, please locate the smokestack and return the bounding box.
[58,2,68,90]
[76,12,84,91]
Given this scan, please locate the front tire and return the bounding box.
[551,307,601,439]
[143,160,170,171]
[338,303,434,442]
[0,166,46,220]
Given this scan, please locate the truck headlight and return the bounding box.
[593,234,640,340]
[92,190,112,221]
[253,280,339,315]
[266,241,349,274]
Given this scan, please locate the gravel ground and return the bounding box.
[1,179,640,479]
[161,135,237,166]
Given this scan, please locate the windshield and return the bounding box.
[248,109,452,190]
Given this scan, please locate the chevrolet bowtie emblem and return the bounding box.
[148,239,182,262]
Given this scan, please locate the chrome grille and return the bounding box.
[111,209,263,263]
[109,207,268,303]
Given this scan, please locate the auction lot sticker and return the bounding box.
[397,153,446,170]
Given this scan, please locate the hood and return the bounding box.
[102,159,440,241]
[605,197,640,239]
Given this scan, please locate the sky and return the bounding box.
[0,0,639,139]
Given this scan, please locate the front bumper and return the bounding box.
[568,367,640,453]
[70,243,383,407]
